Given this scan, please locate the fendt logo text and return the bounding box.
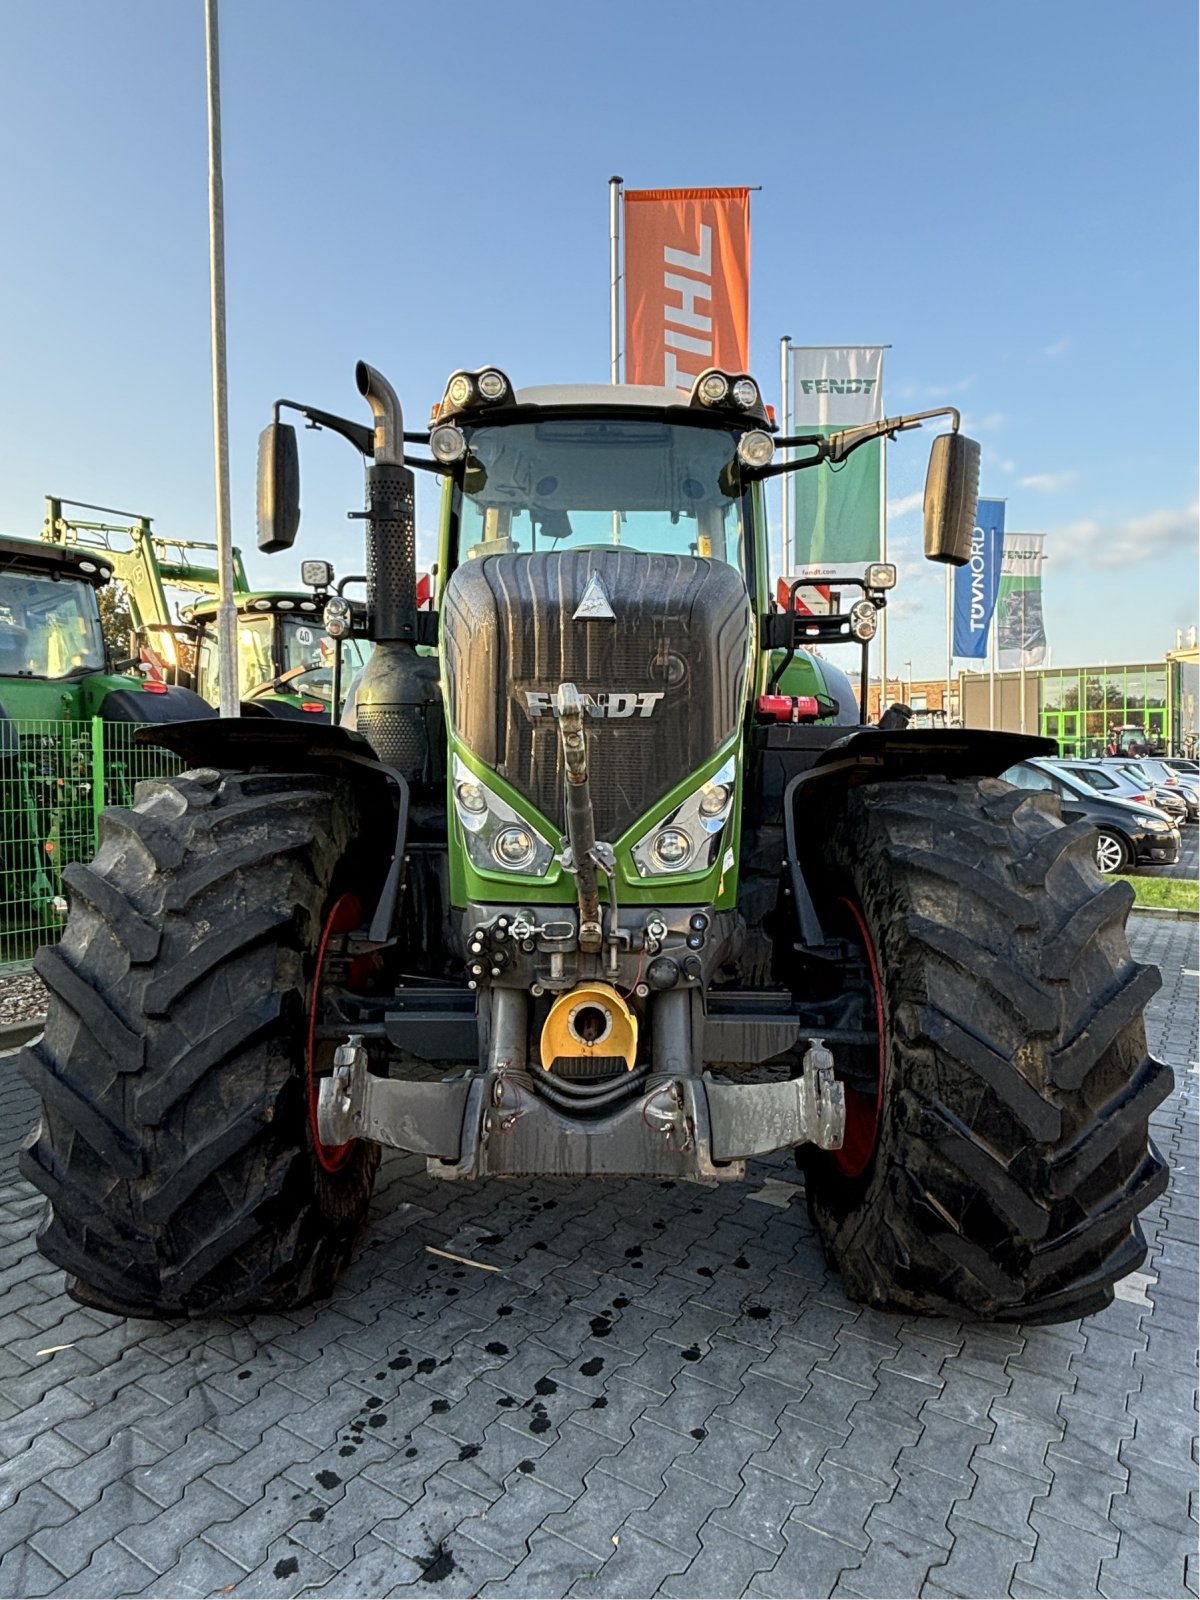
[523,690,665,720]
[798,378,877,395]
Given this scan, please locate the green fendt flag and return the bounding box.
[790,346,884,566]
[996,534,1047,669]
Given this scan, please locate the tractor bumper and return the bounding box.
[317,1037,845,1181]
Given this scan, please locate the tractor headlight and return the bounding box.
[850,599,878,641]
[865,563,897,590]
[698,372,730,405]
[732,378,759,410]
[451,756,554,876]
[493,826,537,869]
[322,596,352,638]
[455,778,487,815]
[430,423,467,464]
[477,369,509,401]
[446,374,474,409]
[650,829,694,871]
[736,430,775,469]
[631,755,736,878]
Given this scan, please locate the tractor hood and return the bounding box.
[442,549,751,840]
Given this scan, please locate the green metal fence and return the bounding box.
[1,719,182,969]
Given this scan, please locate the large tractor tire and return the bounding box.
[19,767,380,1317]
[800,776,1171,1325]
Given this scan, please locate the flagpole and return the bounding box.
[204,0,239,720]
[945,565,953,726]
[989,621,997,730]
[779,335,790,587]
[609,176,622,384]
[1019,580,1027,734]
[879,368,888,707]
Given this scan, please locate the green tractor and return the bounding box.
[0,533,212,950]
[21,362,1169,1326]
[186,580,371,723]
[41,497,369,723]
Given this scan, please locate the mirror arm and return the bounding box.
[272,399,437,470]
[273,399,376,459]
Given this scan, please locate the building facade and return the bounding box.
[866,647,1197,755]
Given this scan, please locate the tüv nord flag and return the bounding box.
[952,499,1005,658]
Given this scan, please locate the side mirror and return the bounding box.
[923,432,980,565]
[257,422,300,553]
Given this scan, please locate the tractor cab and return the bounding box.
[188,592,371,720]
[0,535,111,709]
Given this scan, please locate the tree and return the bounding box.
[97,578,135,659]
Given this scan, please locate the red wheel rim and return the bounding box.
[307,892,364,1174]
[833,896,885,1178]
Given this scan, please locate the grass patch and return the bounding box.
[1120,874,1200,913]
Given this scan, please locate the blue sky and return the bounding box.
[1,1,1195,677]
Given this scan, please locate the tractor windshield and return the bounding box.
[0,569,106,679]
[453,419,750,575]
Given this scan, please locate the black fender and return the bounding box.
[780,727,1056,956]
[132,718,409,944]
[98,685,217,724]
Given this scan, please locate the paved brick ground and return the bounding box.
[0,915,1195,1600]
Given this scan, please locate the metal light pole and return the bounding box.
[779,334,791,587]
[205,0,239,718]
[609,177,622,384]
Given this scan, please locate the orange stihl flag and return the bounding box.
[623,188,750,389]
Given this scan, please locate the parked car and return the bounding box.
[1003,759,1181,873]
[1052,758,1191,826]
[1124,758,1200,821]
[1112,759,1196,824]
[1162,757,1199,778]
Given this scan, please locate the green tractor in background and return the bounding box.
[22,362,1169,1326]
[0,532,212,952]
[42,497,369,722]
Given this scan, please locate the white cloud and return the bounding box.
[1041,337,1071,358]
[886,491,924,518]
[1050,501,1199,568]
[963,410,1007,434]
[1019,471,1077,492]
[894,375,975,402]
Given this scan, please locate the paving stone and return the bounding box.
[787,1460,893,1555]
[475,1527,598,1598]
[710,1373,795,1440]
[27,1480,162,1579]
[866,1465,955,1554]
[748,1414,844,1496]
[115,1476,250,1575]
[783,1370,872,1438]
[360,1423,468,1507]
[1015,1506,1119,1596]
[659,1519,777,1598]
[563,1379,651,1447]
[1112,1440,1198,1532]
[0,1428,87,1512]
[568,1524,691,1597]
[0,1485,79,1565]
[835,1522,946,1599]
[951,1458,1040,1543]
[0,1543,65,1599]
[623,1462,736,1557]
[972,1402,1056,1484]
[925,1513,1032,1598]
[899,1407,991,1487]
[683,1416,776,1490]
[748,1519,860,1598]
[371,1480,495,1562]
[591,1414,699,1496]
[205,1427,322,1508]
[45,1538,159,1598]
[284,1471,415,1572]
[539,1467,653,1561]
[43,1427,165,1514]
[211,1532,340,1598]
[201,1478,328,1572]
[707,1463,803,1555]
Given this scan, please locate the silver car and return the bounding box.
[1063,759,1191,825]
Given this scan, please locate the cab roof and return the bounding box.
[0,533,113,585]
